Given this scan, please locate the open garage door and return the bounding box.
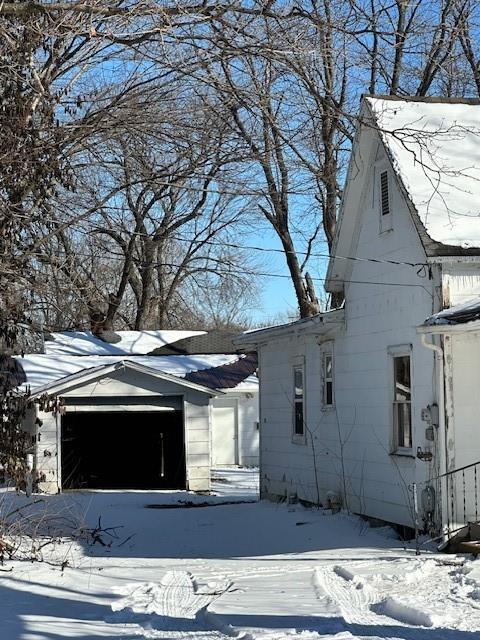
[61,411,186,490]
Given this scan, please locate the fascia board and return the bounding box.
[234,310,344,345]
[417,320,480,335]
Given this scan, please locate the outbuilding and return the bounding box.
[14,330,259,493]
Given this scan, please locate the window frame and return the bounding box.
[292,363,306,444]
[390,349,413,455]
[322,350,335,409]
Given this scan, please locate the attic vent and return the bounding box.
[380,171,390,216]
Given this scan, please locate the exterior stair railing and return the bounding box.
[411,460,480,555]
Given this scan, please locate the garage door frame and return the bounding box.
[60,403,186,490]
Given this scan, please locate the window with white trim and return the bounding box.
[293,365,305,437]
[323,352,334,407]
[393,355,412,450]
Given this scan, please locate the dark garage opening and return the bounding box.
[61,411,186,490]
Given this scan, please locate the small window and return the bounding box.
[380,171,390,216]
[323,352,334,406]
[293,365,304,436]
[393,355,412,450]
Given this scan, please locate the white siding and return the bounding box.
[61,368,188,398]
[35,410,60,493]
[184,390,210,492]
[258,133,443,528]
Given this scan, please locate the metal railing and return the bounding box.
[412,460,480,554]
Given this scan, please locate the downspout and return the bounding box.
[420,333,448,534]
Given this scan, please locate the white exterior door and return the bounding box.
[211,400,237,466]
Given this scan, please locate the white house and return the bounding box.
[13,330,258,493]
[237,96,480,536]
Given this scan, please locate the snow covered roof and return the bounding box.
[366,96,480,250]
[423,297,480,327]
[14,353,243,394]
[44,330,205,356]
[29,359,223,398]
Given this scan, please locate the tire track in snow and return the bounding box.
[314,565,437,640]
[315,566,383,628]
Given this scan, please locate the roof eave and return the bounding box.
[234,309,345,345]
[417,319,480,335]
[29,360,222,399]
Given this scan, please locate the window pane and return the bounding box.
[326,381,333,406]
[294,402,304,435]
[294,368,303,399]
[325,354,332,378]
[396,402,412,448]
[394,356,411,401]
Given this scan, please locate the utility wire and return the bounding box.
[8,206,430,270]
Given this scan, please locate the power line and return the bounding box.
[8,205,430,270]
[26,252,432,293]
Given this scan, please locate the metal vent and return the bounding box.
[380,171,390,216]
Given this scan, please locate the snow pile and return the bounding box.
[44,330,205,356]
[367,97,480,248]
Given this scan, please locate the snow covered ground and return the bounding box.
[1,468,480,639]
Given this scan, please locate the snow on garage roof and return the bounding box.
[14,353,242,394]
[44,330,206,356]
[366,96,480,249]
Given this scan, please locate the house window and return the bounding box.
[293,365,305,436]
[393,355,412,450]
[323,352,334,407]
[380,171,390,216]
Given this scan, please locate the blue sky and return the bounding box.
[242,223,331,325]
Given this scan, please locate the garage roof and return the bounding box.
[26,359,222,398]
[13,352,257,395]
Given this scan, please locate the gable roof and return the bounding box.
[13,353,241,394]
[366,96,480,252]
[27,359,221,399]
[326,95,480,293]
[44,330,205,356]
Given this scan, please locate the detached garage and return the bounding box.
[27,360,218,493]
